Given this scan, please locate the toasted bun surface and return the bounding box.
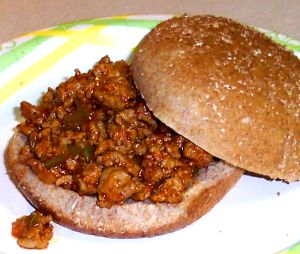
[132,15,300,181]
[6,133,242,237]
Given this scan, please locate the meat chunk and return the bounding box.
[100,151,141,177]
[11,211,53,249]
[183,142,213,168]
[151,177,184,203]
[97,167,143,208]
[77,162,102,195]
[93,73,136,110]
[20,101,44,125]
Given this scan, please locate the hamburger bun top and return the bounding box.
[132,15,300,181]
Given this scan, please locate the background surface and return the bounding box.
[1,2,300,254]
[1,0,300,43]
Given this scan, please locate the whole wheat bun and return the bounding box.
[132,15,300,182]
[6,134,242,237]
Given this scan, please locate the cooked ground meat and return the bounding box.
[18,56,213,208]
[11,211,53,249]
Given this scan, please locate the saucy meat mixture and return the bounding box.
[12,211,53,249]
[18,56,213,208]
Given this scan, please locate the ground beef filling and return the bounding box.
[18,56,213,208]
[11,211,53,249]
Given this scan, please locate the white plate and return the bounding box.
[0,15,300,254]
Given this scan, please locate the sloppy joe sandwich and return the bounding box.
[6,15,299,243]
